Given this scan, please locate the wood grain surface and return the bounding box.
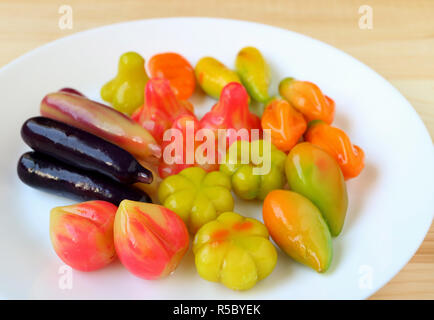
[1,0,432,299]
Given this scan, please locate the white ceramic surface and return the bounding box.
[0,17,432,300]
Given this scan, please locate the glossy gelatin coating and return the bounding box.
[158,167,234,234]
[59,87,84,96]
[50,201,118,271]
[131,77,196,145]
[195,57,241,99]
[114,200,189,280]
[263,190,332,272]
[101,52,149,115]
[305,120,365,180]
[261,98,307,152]
[18,151,152,205]
[235,46,270,103]
[134,159,163,203]
[148,52,196,100]
[285,142,348,236]
[21,117,152,184]
[40,91,161,164]
[279,78,335,124]
[220,140,286,200]
[193,212,277,291]
[200,82,261,145]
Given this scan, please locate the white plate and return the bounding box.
[0,17,432,300]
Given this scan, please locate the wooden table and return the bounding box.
[1,0,432,299]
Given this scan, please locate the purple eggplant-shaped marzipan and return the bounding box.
[17,151,151,205]
[21,116,152,184]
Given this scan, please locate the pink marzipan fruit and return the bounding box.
[114,200,189,279]
[50,201,118,271]
[41,91,161,164]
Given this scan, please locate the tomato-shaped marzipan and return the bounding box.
[279,77,335,124]
[263,190,332,272]
[148,52,196,100]
[261,98,307,152]
[193,212,277,290]
[285,142,348,236]
[304,120,365,180]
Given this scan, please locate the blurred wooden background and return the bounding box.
[0,0,432,299]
